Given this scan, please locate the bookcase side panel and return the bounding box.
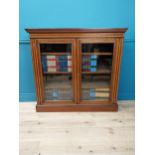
[30,39,44,104]
[111,38,124,103]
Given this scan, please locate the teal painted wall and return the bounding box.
[19,0,135,101]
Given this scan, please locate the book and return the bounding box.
[67,55,72,72]
[47,66,57,72]
[89,89,96,98]
[96,88,110,91]
[46,55,56,66]
[90,60,97,66]
[91,55,97,59]
[46,55,57,72]
[82,55,91,71]
[82,55,98,72]
[90,55,97,72]
[41,54,72,73]
[59,55,68,72]
[90,67,97,72]
[41,55,47,72]
[95,92,110,98]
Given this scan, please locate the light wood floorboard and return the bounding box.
[20,101,135,155]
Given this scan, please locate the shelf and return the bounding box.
[41,52,71,55]
[82,52,112,56]
[44,79,72,90]
[42,52,112,56]
[82,69,111,74]
[43,72,71,75]
[82,84,110,89]
[82,87,110,91]
[82,77,110,89]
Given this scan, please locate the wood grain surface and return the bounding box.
[20,100,134,155]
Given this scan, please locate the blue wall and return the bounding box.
[19,0,135,101]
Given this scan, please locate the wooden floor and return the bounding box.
[20,101,135,155]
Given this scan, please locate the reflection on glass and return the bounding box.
[82,55,112,73]
[41,55,72,73]
[82,43,113,53]
[81,75,110,101]
[40,44,72,73]
[81,43,113,101]
[44,75,72,101]
[40,44,71,53]
[40,43,73,101]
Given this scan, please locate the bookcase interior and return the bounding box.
[40,42,113,101]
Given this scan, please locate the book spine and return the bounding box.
[67,55,72,72]
[89,89,96,98]
[95,92,110,98]
[43,55,73,73]
[41,55,47,72]
[82,55,91,71]
[47,55,56,66]
[47,66,57,72]
[96,88,110,91]
[47,55,56,72]
[90,54,97,72]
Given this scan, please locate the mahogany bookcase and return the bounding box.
[26,28,127,112]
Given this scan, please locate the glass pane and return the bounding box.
[44,75,73,101]
[82,55,112,73]
[81,75,111,101]
[40,43,71,53]
[81,43,113,101]
[40,43,73,101]
[41,54,72,73]
[82,43,113,54]
[40,43,72,73]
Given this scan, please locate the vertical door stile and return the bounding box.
[75,39,81,104]
[76,39,82,103]
[72,39,77,103]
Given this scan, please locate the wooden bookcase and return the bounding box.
[26,28,127,112]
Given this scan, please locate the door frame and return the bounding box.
[35,38,77,104]
[76,38,116,104]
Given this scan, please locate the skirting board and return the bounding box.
[36,103,118,112]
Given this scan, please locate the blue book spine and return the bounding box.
[59,55,68,72]
[89,89,96,98]
[41,55,47,72]
[91,60,97,66]
[90,55,97,72]
[91,55,97,59]
[90,67,97,72]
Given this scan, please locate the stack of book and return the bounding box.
[82,55,97,72]
[89,88,110,98]
[41,55,72,72]
[58,55,72,72]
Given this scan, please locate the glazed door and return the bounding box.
[77,39,115,104]
[38,39,77,104]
